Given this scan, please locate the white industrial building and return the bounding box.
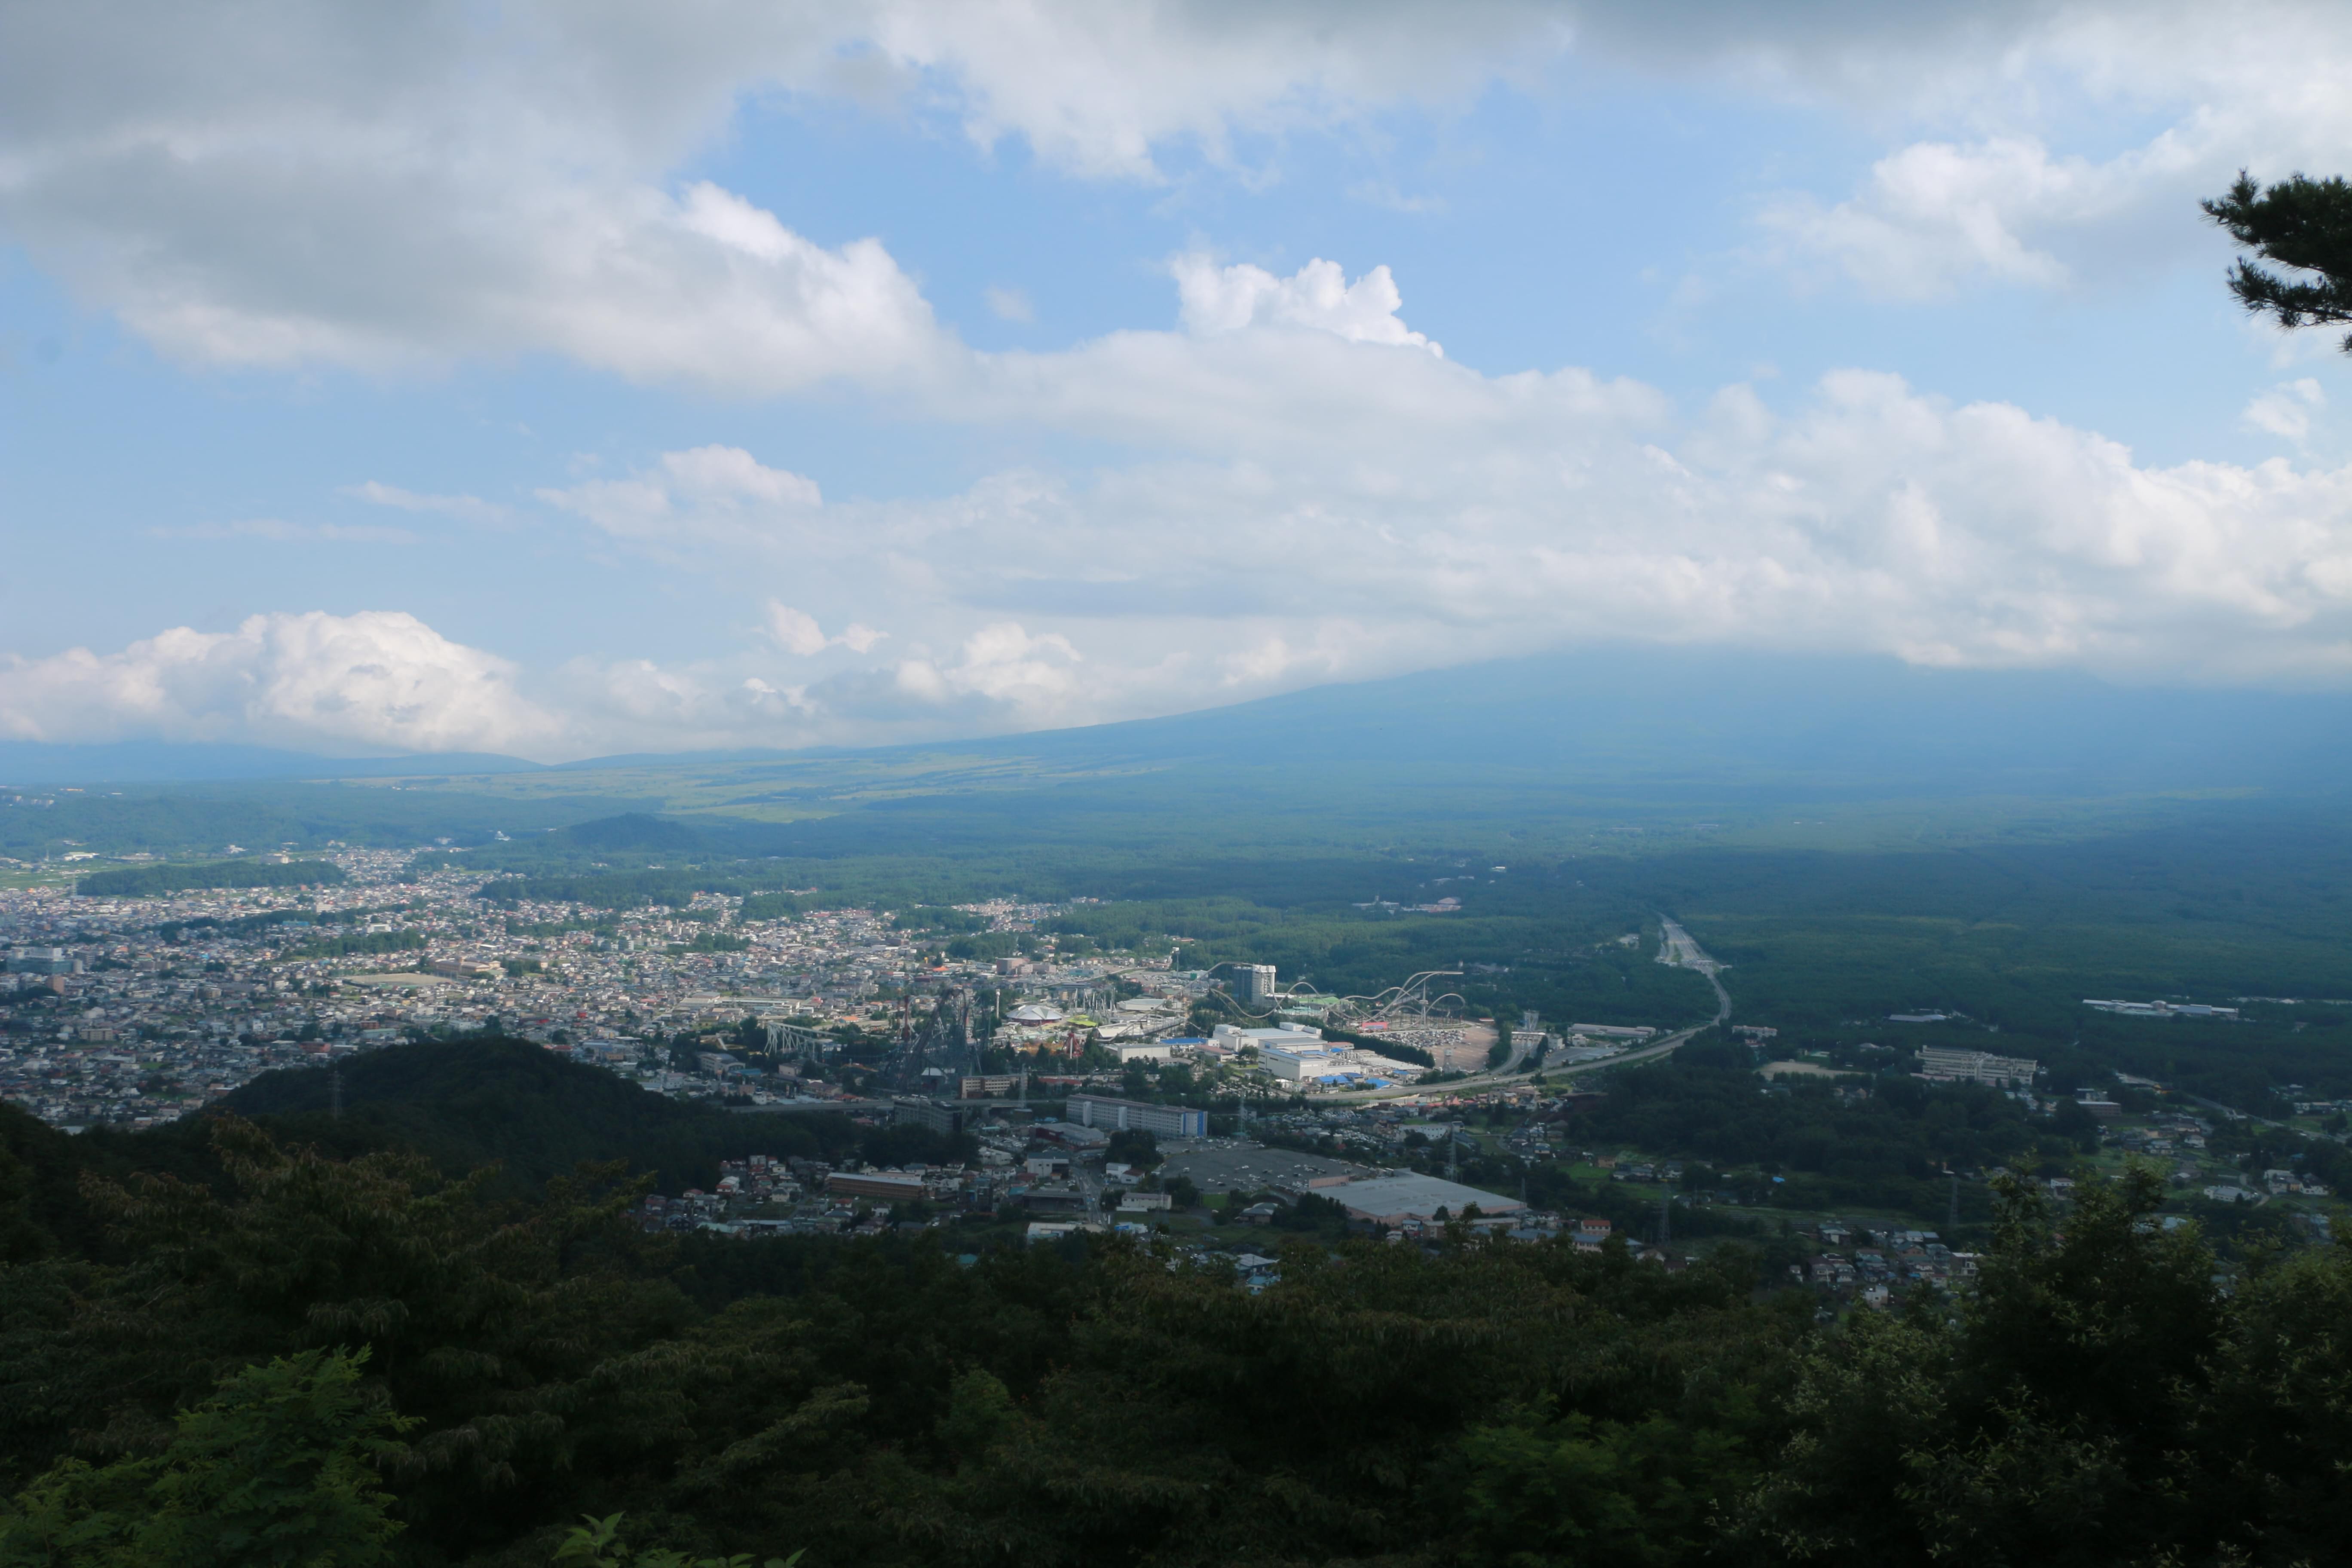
[1333,1173,1527,1227]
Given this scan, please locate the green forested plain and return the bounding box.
[33,762,2352,1102]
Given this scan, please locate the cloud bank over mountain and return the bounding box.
[6,2,2352,757]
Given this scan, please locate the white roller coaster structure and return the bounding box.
[1326,969,1468,1027]
[1200,963,1468,1027]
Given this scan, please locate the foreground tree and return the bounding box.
[1742,1167,2352,1566]
[0,1349,410,1567]
[2204,171,2352,349]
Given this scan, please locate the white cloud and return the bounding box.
[852,1,1567,180]
[766,605,831,657]
[945,622,1082,706]
[17,5,2352,757]
[662,444,824,508]
[343,481,511,527]
[1761,139,2092,300]
[31,347,2352,758]
[1173,254,1440,354]
[764,602,885,657]
[71,171,943,393]
[0,611,562,756]
[0,1,1561,386]
[539,446,822,551]
[1736,6,2352,297]
[28,248,2352,763]
[0,5,951,392]
[2242,378,2326,442]
[881,623,1087,726]
[984,285,1035,323]
[500,259,2352,731]
[11,1,2352,382]
[14,3,2352,380]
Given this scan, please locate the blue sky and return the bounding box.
[4,2,2352,759]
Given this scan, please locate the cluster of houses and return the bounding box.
[1796,1220,1977,1309]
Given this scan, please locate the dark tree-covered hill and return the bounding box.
[210,1039,842,1196]
[19,1041,857,1225]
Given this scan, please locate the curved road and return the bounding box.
[1657,916,1732,1026]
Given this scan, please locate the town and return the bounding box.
[0,845,1530,1128]
[5,843,2343,1320]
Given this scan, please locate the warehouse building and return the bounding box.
[1331,1173,1527,1228]
[1064,1093,1208,1138]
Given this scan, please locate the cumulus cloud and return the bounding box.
[1761,139,2096,299]
[0,611,563,756]
[0,1,1560,387]
[879,362,2352,684]
[11,2,2351,376]
[30,349,2352,759]
[533,625,1095,754]
[17,4,2352,759]
[0,7,947,392]
[900,623,1084,712]
[1173,254,1441,353]
[765,603,885,657]
[508,259,2352,731]
[1739,6,2352,297]
[24,248,2352,762]
[34,168,942,392]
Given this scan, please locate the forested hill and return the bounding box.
[0,1042,859,1247]
[212,1040,844,1195]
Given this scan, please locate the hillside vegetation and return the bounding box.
[0,1086,2344,1567]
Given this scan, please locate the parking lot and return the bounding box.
[1160,1142,1371,1195]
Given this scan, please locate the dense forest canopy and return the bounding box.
[0,1082,2346,1568]
[73,858,347,897]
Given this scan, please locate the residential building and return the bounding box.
[892,1097,974,1136]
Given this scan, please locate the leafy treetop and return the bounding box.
[2205,170,2352,350]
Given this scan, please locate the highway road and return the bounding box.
[1656,916,1732,1026]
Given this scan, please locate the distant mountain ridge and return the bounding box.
[9,647,2352,803]
[752,647,2352,804]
